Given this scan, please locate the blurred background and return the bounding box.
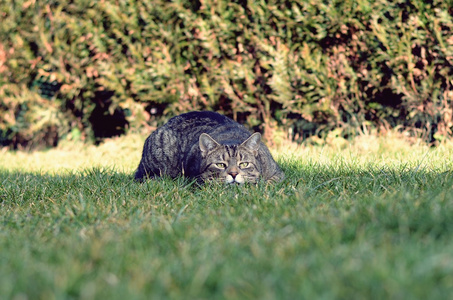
[1,0,452,149]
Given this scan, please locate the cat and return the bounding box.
[135,111,284,184]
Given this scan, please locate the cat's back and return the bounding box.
[161,111,249,145]
[165,111,237,133]
[145,111,241,155]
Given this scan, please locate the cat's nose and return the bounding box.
[229,172,238,178]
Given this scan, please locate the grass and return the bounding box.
[1,133,453,299]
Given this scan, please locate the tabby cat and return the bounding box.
[135,111,284,184]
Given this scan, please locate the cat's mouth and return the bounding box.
[226,174,245,184]
[227,180,242,185]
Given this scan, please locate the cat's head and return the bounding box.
[198,133,261,184]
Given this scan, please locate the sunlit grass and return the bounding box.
[3,131,452,174]
[1,132,453,299]
[0,134,144,173]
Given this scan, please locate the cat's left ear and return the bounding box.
[241,132,261,155]
[199,133,220,156]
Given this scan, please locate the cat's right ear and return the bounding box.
[199,133,220,156]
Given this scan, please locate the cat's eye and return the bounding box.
[239,162,250,168]
[215,163,227,168]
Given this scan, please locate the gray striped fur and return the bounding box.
[135,111,284,184]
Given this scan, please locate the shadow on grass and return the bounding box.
[2,164,453,244]
[2,162,453,199]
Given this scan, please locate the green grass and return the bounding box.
[1,134,453,299]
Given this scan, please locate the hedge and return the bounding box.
[1,0,452,148]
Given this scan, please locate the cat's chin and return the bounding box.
[226,180,242,184]
[225,174,245,184]
[201,175,256,184]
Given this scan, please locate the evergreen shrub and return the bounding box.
[1,0,452,148]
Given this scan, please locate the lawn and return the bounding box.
[1,133,453,299]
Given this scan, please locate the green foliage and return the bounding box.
[1,0,452,147]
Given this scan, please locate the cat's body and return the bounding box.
[135,111,284,184]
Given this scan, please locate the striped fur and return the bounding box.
[135,111,284,184]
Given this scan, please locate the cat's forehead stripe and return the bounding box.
[228,145,237,157]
